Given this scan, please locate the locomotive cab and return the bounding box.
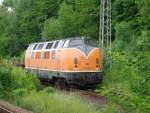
[60,38,103,86]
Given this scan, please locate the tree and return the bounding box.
[0,0,62,56]
[113,0,139,22]
[138,0,150,29]
[42,0,99,40]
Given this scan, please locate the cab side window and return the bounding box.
[53,41,59,49]
[57,40,65,48]
[46,43,53,49]
[33,44,38,50]
[37,44,44,50]
[63,40,69,48]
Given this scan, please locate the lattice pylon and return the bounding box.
[99,0,112,67]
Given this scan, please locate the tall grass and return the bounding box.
[0,61,118,113]
[16,89,99,113]
[15,87,118,113]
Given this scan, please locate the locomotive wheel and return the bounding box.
[54,78,66,89]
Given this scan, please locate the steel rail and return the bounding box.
[0,106,14,113]
[0,101,33,113]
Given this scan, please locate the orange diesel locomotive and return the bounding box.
[25,37,103,87]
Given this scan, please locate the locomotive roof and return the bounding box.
[30,37,84,45]
[27,37,87,51]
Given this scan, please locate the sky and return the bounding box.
[0,0,3,5]
[0,0,12,11]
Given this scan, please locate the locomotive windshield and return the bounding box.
[84,39,98,47]
[69,38,98,47]
[69,39,84,47]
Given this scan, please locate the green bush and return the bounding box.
[11,66,39,92]
[100,52,150,113]
[0,64,14,99]
[0,61,39,100]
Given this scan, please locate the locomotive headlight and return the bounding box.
[96,67,99,71]
[96,65,99,71]
[74,58,78,69]
[96,58,99,71]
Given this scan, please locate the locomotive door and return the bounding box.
[57,50,61,73]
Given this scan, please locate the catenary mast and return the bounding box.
[99,0,112,67]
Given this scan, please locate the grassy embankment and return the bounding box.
[0,60,118,113]
[1,56,149,113]
[99,52,150,113]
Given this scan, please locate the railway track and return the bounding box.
[63,88,107,108]
[0,106,13,113]
[41,80,107,108]
[0,101,33,113]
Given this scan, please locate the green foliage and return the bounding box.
[101,0,150,112]
[0,0,150,112]
[113,22,133,51]
[137,30,150,51]
[0,64,14,99]
[113,0,138,22]
[42,19,62,40]
[0,0,62,56]
[0,61,39,99]
[0,0,97,56]
[138,0,150,29]
[99,104,120,113]
[11,66,39,91]
[43,87,56,93]
[101,52,150,113]
[132,52,150,96]
[42,0,99,40]
[0,0,149,57]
